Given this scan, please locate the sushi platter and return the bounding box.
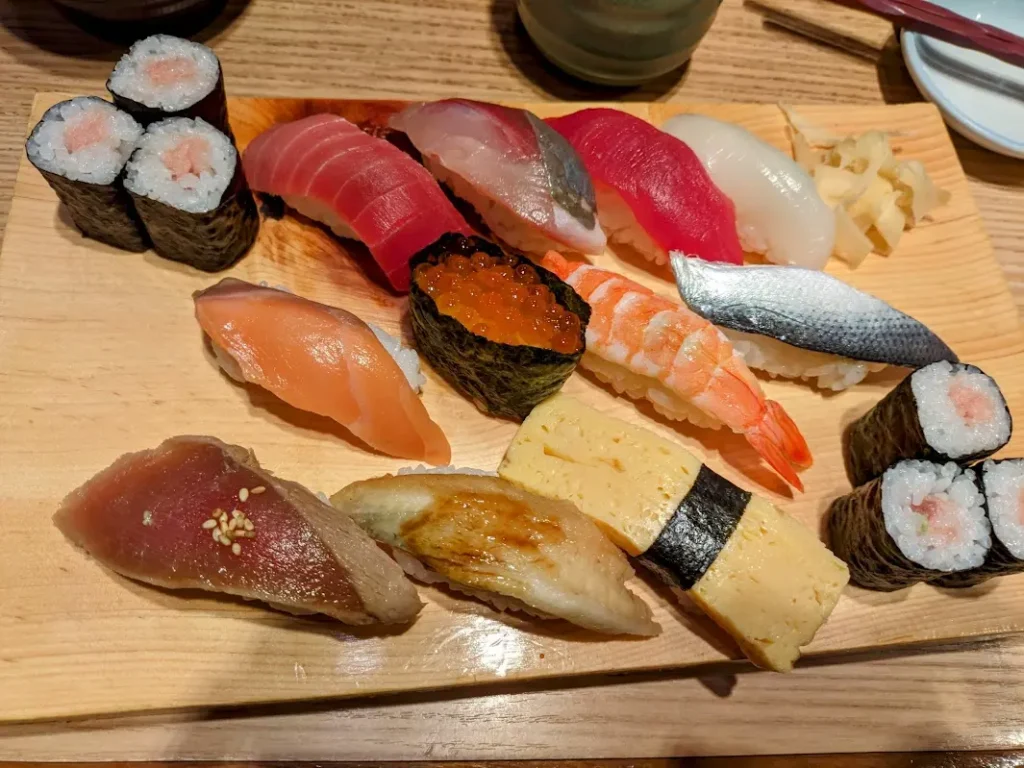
[2,86,1024,723]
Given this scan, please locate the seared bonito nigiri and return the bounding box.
[389,99,606,257]
[54,436,424,624]
[331,473,660,636]
[194,278,451,465]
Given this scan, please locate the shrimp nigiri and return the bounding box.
[541,253,812,490]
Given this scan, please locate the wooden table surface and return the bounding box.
[2,0,1024,760]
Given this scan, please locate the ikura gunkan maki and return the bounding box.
[124,117,259,271]
[828,460,991,591]
[409,234,589,420]
[107,35,231,137]
[844,361,1012,487]
[26,97,148,252]
[932,459,1024,588]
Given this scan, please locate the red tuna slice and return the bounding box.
[546,109,744,266]
[54,436,424,625]
[242,114,470,292]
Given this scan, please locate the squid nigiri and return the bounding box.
[389,99,606,257]
[331,472,660,636]
[545,108,743,266]
[541,253,812,490]
[242,113,470,291]
[194,278,451,465]
[662,114,835,270]
[54,436,424,624]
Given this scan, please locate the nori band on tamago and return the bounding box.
[638,465,750,591]
[108,64,232,139]
[128,162,259,272]
[408,233,590,421]
[843,363,1011,487]
[35,166,149,252]
[828,478,940,591]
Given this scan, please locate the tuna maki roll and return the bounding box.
[26,97,147,252]
[932,459,1024,588]
[124,117,259,271]
[844,361,1011,487]
[828,460,991,591]
[107,35,231,137]
[408,234,589,420]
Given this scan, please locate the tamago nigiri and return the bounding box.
[541,253,812,490]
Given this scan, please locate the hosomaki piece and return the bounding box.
[498,394,849,671]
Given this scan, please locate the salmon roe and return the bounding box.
[415,251,581,354]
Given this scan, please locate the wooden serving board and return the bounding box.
[2,94,1023,723]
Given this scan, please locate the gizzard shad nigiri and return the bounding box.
[194,278,451,465]
[541,253,812,490]
[331,473,660,636]
[54,436,424,624]
[545,108,744,266]
[389,99,606,257]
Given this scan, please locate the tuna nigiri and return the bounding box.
[541,253,812,490]
[389,99,606,257]
[662,114,835,270]
[54,436,424,624]
[546,109,743,266]
[194,278,451,465]
[242,113,470,291]
[331,472,659,636]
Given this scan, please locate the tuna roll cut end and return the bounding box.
[844,361,1011,486]
[26,96,148,251]
[829,460,991,591]
[125,117,259,271]
[107,35,230,136]
[54,435,423,625]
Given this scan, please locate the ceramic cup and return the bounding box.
[517,0,723,86]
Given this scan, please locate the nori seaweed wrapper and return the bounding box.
[34,165,149,252]
[408,233,590,421]
[932,460,1024,588]
[827,477,940,591]
[128,161,259,272]
[843,363,1011,487]
[638,465,749,591]
[108,64,232,139]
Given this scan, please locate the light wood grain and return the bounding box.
[745,0,895,60]
[2,92,1023,724]
[1,0,1024,757]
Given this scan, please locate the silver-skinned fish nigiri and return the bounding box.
[331,472,659,636]
[670,253,958,391]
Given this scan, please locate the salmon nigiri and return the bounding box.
[541,253,811,490]
[194,279,451,465]
[54,435,423,624]
[242,114,470,291]
[546,109,743,266]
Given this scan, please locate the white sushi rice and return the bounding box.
[390,547,553,619]
[124,117,235,213]
[882,460,990,571]
[27,97,142,185]
[595,184,668,264]
[726,329,887,392]
[912,361,1010,459]
[370,325,425,393]
[108,34,219,112]
[982,460,1024,559]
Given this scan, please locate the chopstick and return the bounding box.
[826,0,1024,68]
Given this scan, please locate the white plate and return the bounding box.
[902,0,1024,158]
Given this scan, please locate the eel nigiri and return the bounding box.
[194,278,451,465]
[54,436,424,624]
[670,254,958,391]
[546,108,743,266]
[662,114,835,270]
[541,253,812,490]
[389,99,606,257]
[242,113,471,292]
[331,472,660,636]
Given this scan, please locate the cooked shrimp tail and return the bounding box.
[745,400,812,491]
